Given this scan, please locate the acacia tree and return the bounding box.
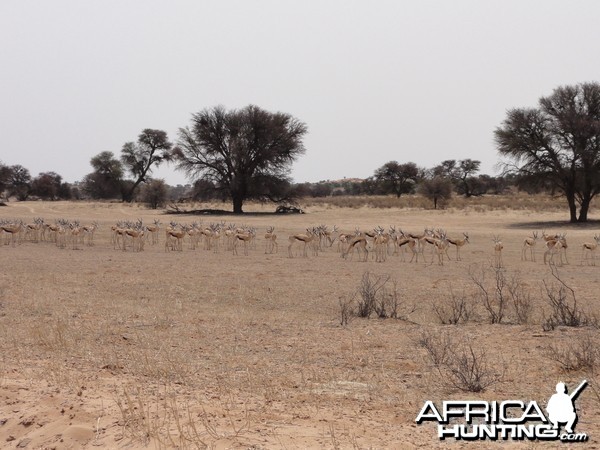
[6,165,32,200]
[495,82,600,222]
[83,151,124,199]
[434,159,482,197]
[140,179,168,209]
[175,105,307,213]
[31,172,63,200]
[121,129,173,202]
[374,161,419,197]
[418,176,453,209]
[0,162,10,199]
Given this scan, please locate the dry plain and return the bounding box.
[0,199,599,449]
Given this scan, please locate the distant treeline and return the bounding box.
[0,157,551,210]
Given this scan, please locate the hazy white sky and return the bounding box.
[1,1,599,185]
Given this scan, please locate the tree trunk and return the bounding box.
[433,196,438,210]
[566,191,578,223]
[125,180,143,203]
[121,189,132,203]
[578,194,592,222]
[232,195,244,214]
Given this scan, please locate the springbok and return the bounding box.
[581,234,600,266]
[288,228,316,258]
[521,231,538,262]
[492,235,503,268]
[447,232,469,261]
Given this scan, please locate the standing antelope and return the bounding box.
[264,226,278,254]
[211,223,224,253]
[69,220,83,250]
[492,235,504,268]
[581,234,600,266]
[112,221,128,250]
[521,231,538,262]
[224,223,237,251]
[55,219,69,249]
[1,220,23,246]
[145,219,161,245]
[432,231,449,266]
[373,227,387,263]
[421,229,448,264]
[24,218,43,243]
[185,223,202,250]
[288,228,316,258]
[447,232,469,261]
[201,225,215,251]
[125,220,146,252]
[165,222,185,252]
[82,221,99,246]
[342,235,369,262]
[233,230,252,256]
[541,230,555,242]
[544,233,568,266]
[323,225,339,248]
[336,231,355,254]
[397,230,420,263]
[407,228,432,261]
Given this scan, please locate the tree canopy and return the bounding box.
[5,164,32,200]
[121,129,173,202]
[495,82,600,222]
[418,175,453,209]
[83,151,124,199]
[433,159,482,197]
[30,172,65,200]
[175,105,307,213]
[373,161,419,197]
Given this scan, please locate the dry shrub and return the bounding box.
[339,296,353,326]
[341,271,416,322]
[417,329,453,366]
[468,266,533,325]
[443,341,505,393]
[431,289,474,325]
[417,330,504,392]
[543,333,599,372]
[541,267,597,331]
[469,265,508,324]
[355,271,387,318]
[508,276,533,325]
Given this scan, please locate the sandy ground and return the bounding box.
[0,200,599,449]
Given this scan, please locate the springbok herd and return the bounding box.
[1,217,599,267]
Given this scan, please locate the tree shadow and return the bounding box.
[163,208,305,217]
[507,219,600,229]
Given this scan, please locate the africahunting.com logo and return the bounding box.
[416,380,588,442]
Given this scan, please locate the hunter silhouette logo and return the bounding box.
[547,380,587,435]
[416,379,589,442]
